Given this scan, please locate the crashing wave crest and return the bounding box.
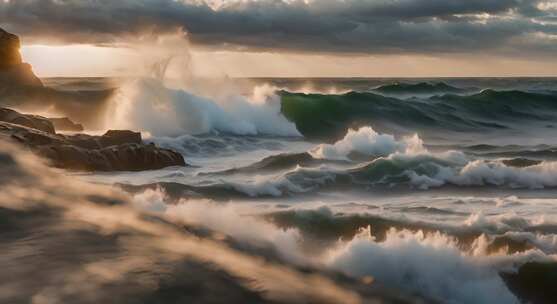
[106,78,301,137]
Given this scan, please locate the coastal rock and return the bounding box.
[0,107,55,134]
[48,117,84,132]
[0,120,186,172]
[502,262,557,304]
[0,28,21,68]
[35,142,186,172]
[0,28,43,87]
[62,130,142,150]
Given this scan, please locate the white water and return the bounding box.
[106,78,300,137]
[57,72,557,303]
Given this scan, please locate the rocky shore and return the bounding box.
[0,28,185,171]
[0,107,186,171]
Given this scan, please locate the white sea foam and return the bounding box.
[106,78,300,137]
[327,227,519,304]
[310,126,426,160]
[407,159,557,189]
[128,186,557,304]
[318,128,557,190]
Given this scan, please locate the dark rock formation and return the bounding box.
[0,28,21,68]
[36,141,186,172]
[0,28,43,87]
[502,262,557,304]
[0,113,186,171]
[0,107,55,134]
[48,117,84,132]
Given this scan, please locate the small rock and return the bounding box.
[0,115,186,172]
[0,107,55,134]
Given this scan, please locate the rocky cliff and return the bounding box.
[0,28,43,87]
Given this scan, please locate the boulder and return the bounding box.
[35,142,186,172]
[48,117,84,132]
[502,262,557,304]
[0,121,186,172]
[0,28,43,87]
[100,130,142,146]
[0,107,55,134]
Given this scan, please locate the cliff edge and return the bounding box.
[0,28,43,87]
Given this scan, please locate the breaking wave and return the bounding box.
[128,187,556,304]
[327,228,519,304]
[184,127,557,196]
[3,137,556,303]
[309,126,425,160]
[266,206,557,255]
[106,78,300,137]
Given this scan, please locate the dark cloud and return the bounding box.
[0,0,556,56]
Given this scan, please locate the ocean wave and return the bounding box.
[431,143,557,161]
[475,149,557,161]
[203,152,323,175]
[147,133,291,158]
[304,128,557,190]
[124,184,556,304]
[265,206,557,254]
[165,127,557,195]
[106,78,300,137]
[0,139,386,304]
[210,155,557,194]
[349,155,557,190]
[372,81,472,96]
[310,126,425,161]
[326,227,520,304]
[280,89,557,140]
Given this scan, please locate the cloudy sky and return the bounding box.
[2,0,557,77]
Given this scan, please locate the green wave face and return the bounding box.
[373,82,467,95]
[280,89,557,141]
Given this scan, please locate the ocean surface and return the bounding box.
[6,77,557,303]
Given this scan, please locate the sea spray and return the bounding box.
[327,227,519,304]
[310,126,426,160]
[106,78,300,137]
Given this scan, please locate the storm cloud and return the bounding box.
[1,0,556,56]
